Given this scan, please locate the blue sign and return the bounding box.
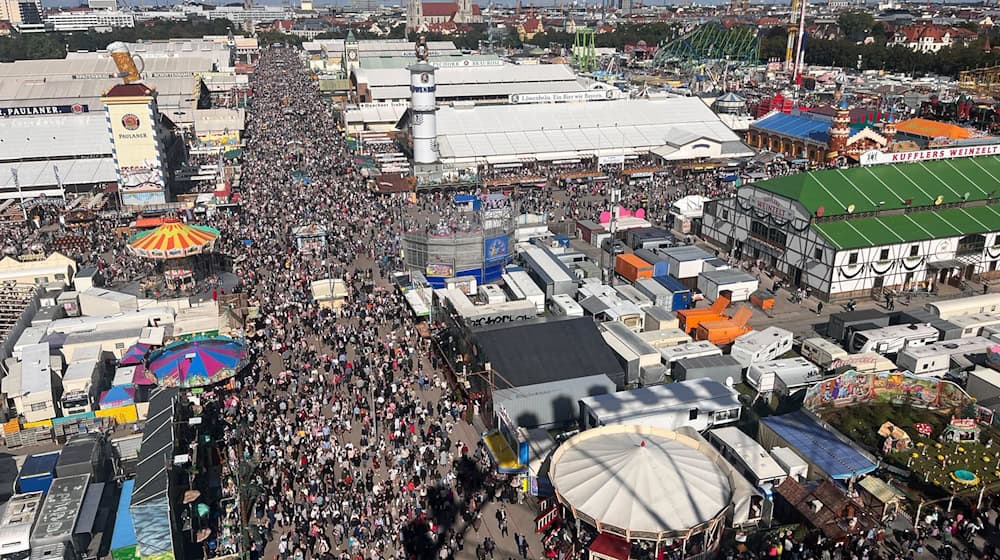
[484,235,509,263]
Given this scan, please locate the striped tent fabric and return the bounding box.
[127,221,220,259]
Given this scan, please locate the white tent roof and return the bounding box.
[549,424,733,539]
[432,97,747,163]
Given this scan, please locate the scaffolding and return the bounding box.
[573,28,597,73]
[959,66,1000,96]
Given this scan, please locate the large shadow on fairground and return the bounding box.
[401,456,488,560]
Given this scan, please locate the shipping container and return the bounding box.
[660,245,714,279]
[730,327,794,368]
[575,220,604,245]
[600,321,662,386]
[501,270,546,314]
[695,307,753,345]
[631,248,670,278]
[614,253,654,283]
[16,452,60,495]
[626,227,672,250]
[29,473,90,555]
[827,309,890,344]
[633,278,672,309]
[678,294,731,335]
[55,434,111,482]
[653,275,692,312]
[698,269,759,303]
[673,355,742,385]
[642,306,678,332]
[522,247,578,298]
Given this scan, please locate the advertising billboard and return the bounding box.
[484,235,509,263]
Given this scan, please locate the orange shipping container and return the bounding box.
[615,253,654,282]
[695,307,753,345]
[677,295,731,334]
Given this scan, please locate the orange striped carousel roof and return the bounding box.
[127,220,220,258]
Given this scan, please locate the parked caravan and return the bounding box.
[615,253,654,283]
[653,275,693,312]
[847,323,939,354]
[707,427,787,487]
[896,336,993,378]
[502,271,545,313]
[642,306,678,332]
[660,246,714,280]
[10,343,59,423]
[659,340,723,366]
[637,328,691,348]
[926,293,1000,320]
[601,321,662,386]
[677,294,731,334]
[632,249,669,278]
[0,492,45,560]
[746,357,822,394]
[633,278,672,309]
[730,327,794,368]
[698,270,759,303]
[626,227,672,250]
[695,307,753,345]
[44,307,175,336]
[986,324,1000,343]
[949,312,1000,338]
[891,309,963,341]
[800,338,849,370]
[548,294,583,317]
[478,284,507,305]
[827,309,890,344]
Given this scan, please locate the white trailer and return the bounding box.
[707,427,787,487]
[697,269,759,303]
[847,323,939,354]
[895,336,993,378]
[548,294,583,317]
[949,312,1000,338]
[502,270,545,313]
[925,293,1000,320]
[800,338,849,370]
[730,327,794,368]
[746,357,821,394]
[770,446,809,481]
[659,340,722,366]
[478,284,507,305]
[14,343,59,423]
[660,245,714,279]
[0,492,45,560]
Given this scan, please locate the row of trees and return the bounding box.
[0,18,235,62]
[759,26,1000,77]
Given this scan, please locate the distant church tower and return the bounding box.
[344,30,359,74]
[406,0,423,35]
[455,0,472,23]
[827,101,851,161]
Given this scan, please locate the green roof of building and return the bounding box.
[754,156,1000,217]
[813,204,1000,250]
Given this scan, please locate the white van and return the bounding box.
[847,324,939,355]
[801,338,849,370]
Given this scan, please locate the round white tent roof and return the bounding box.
[549,424,732,540]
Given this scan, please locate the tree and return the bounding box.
[838,11,875,38]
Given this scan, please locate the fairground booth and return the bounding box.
[127,219,220,289]
[546,424,761,560]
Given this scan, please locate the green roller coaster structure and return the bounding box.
[573,28,597,73]
[653,22,760,69]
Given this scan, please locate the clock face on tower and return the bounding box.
[420,73,430,83]
[412,113,424,126]
[347,49,357,61]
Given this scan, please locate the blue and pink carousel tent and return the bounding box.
[146,336,249,389]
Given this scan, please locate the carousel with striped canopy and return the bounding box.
[127,219,220,287]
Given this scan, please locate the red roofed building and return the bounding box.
[518,16,544,40]
[891,25,977,53]
[406,0,481,33]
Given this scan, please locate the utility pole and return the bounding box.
[608,187,620,287]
